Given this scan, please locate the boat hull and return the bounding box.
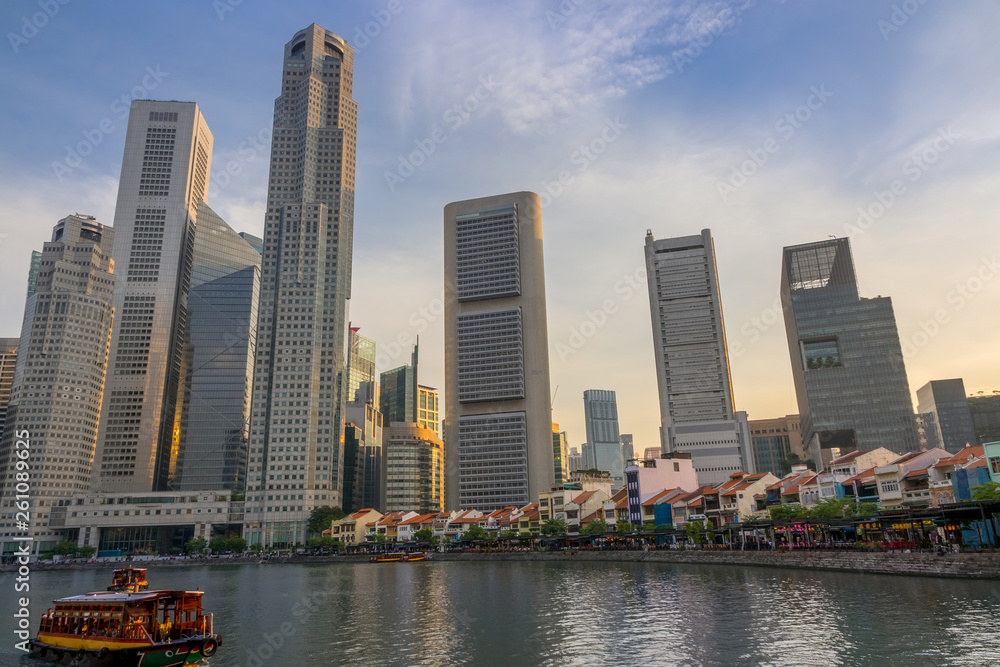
[28,635,219,667]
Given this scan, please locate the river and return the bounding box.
[2,560,998,666]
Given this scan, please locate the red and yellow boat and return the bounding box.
[28,574,221,666]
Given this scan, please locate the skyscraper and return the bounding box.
[346,326,376,403]
[444,191,553,511]
[25,251,41,298]
[916,379,977,454]
[0,338,17,440]
[93,100,214,493]
[780,238,920,466]
[620,433,634,464]
[343,328,383,512]
[0,215,115,555]
[583,390,624,487]
[552,423,569,485]
[379,341,440,435]
[171,203,261,491]
[644,229,753,485]
[383,423,444,514]
[245,25,358,547]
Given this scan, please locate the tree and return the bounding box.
[971,482,1000,501]
[769,504,807,521]
[460,524,488,541]
[541,518,568,537]
[185,538,207,555]
[616,521,634,534]
[779,453,816,476]
[53,540,78,556]
[684,520,705,545]
[498,529,518,539]
[77,545,97,559]
[307,506,345,537]
[307,536,340,549]
[412,528,435,543]
[580,519,608,536]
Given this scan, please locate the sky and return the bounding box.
[1,0,998,454]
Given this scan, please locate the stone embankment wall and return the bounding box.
[435,549,1000,579]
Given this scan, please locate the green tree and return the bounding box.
[413,528,435,542]
[77,545,97,559]
[460,524,488,541]
[307,536,339,549]
[616,521,634,534]
[307,506,345,537]
[53,540,78,556]
[971,482,1000,501]
[498,529,518,539]
[185,537,207,555]
[373,533,388,543]
[541,518,568,536]
[769,504,807,521]
[580,519,608,536]
[684,520,705,545]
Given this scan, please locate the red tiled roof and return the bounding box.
[573,490,597,505]
[934,446,985,468]
[399,513,438,526]
[642,489,675,506]
[842,467,876,485]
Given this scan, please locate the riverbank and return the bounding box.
[6,548,1000,579]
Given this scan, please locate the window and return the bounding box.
[802,338,842,369]
[990,457,1000,476]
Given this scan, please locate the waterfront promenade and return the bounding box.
[8,547,1000,580]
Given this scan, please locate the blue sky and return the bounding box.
[1,0,998,452]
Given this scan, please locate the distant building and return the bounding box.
[969,395,1000,445]
[566,446,583,473]
[584,390,624,487]
[624,454,699,525]
[379,342,439,436]
[444,192,553,511]
[643,447,662,461]
[916,380,977,454]
[644,229,754,484]
[0,338,17,441]
[552,423,569,485]
[25,251,41,298]
[0,215,116,555]
[383,423,444,514]
[620,434,634,464]
[749,415,805,476]
[343,328,384,513]
[780,238,920,467]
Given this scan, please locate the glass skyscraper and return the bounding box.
[916,379,977,454]
[171,202,261,491]
[780,238,920,466]
[583,390,624,487]
[245,25,358,547]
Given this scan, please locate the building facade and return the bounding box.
[620,434,634,464]
[552,423,569,485]
[444,192,554,511]
[244,25,359,547]
[583,390,624,487]
[749,415,805,476]
[780,238,920,467]
[0,215,116,555]
[0,339,17,442]
[93,100,214,494]
[644,229,753,484]
[916,379,977,454]
[383,423,444,514]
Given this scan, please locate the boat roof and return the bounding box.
[54,590,204,604]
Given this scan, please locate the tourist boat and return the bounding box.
[28,573,221,666]
[371,551,428,562]
[106,568,148,593]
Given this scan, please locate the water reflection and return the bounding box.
[1,561,997,666]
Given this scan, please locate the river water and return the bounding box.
[2,560,998,666]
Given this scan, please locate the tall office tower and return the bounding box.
[245,25,358,547]
[25,251,42,298]
[644,229,753,484]
[238,232,264,255]
[444,191,554,511]
[620,434,634,464]
[171,203,261,491]
[566,447,583,474]
[552,423,569,485]
[583,390,624,487]
[749,415,805,476]
[582,442,594,469]
[93,100,214,493]
[916,379,977,454]
[0,215,115,555]
[383,423,443,513]
[0,339,17,439]
[343,328,384,512]
[781,238,920,467]
[380,342,440,435]
[346,326,376,402]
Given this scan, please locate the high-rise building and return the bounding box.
[170,203,261,491]
[25,251,41,298]
[567,446,583,473]
[245,25,358,547]
[342,328,384,512]
[379,341,439,436]
[620,433,634,464]
[552,423,569,485]
[0,339,17,440]
[93,100,214,493]
[444,191,553,511]
[780,238,920,467]
[383,423,443,514]
[0,215,116,554]
[582,442,594,470]
[916,379,977,454]
[346,326,376,403]
[644,229,753,484]
[583,390,624,487]
[749,415,805,476]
